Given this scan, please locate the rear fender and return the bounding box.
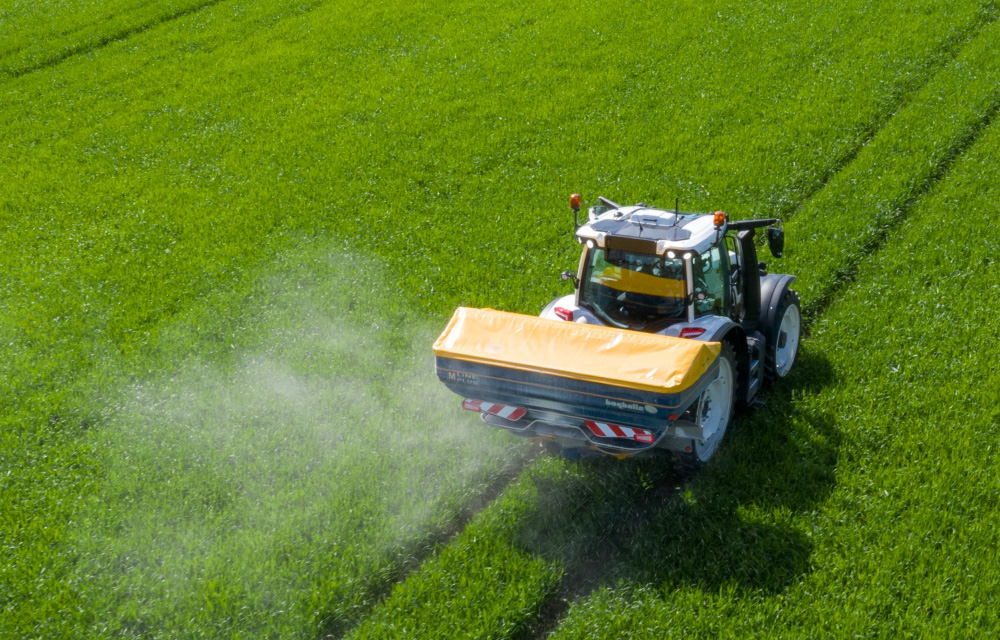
[759,274,798,335]
[663,317,751,408]
[658,315,732,339]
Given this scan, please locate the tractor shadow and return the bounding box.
[511,346,839,637]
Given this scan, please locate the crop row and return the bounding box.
[782,13,1000,318]
[0,0,222,79]
[345,12,1000,639]
[1,238,528,638]
[3,0,992,405]
[546,86,1000,640]
[2,0,999,636]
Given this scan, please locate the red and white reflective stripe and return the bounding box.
[462,400,527,421]
[584,420,655,443]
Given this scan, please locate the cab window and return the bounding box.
[693,244,730,316]
[580,247,686,330]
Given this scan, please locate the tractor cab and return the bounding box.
[567,196,784,333]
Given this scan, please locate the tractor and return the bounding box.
[434,195,800,467]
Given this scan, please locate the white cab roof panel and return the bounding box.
[576,206,725,255]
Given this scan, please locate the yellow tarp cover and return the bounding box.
[433,307,721,394]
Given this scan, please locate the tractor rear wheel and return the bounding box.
[674,342,736,472]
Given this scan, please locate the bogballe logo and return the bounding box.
[605,399,657,414]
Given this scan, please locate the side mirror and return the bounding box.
[561,271,579,287]
[767,226,784,258]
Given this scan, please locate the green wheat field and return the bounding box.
[2,0,999,637]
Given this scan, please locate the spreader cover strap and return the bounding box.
[432,307,720,394]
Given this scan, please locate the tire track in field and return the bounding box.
[2,0,230,81]
[323,448,540,638]
[778,2,1000,221]
[513,465,683,640]
[781,14,1000,325]
[802,98,1000,323]
[519,10,1000,638]
[0,7,110,60]
[2,0,341,82]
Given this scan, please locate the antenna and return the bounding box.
[675,197,679,215]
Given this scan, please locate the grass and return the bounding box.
[781,14,1000,319]
[5,240,529,638]
[547,99,1000,640]
[348,465,566,640]
[0,0,221,78]
[2,0,1000,637]
[349,455,688,639]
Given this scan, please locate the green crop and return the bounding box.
[782,15,1000,319]
[0,0,221,78]
[546,94,1000,640]
[2,241,529,638]
[3,0,1000,637]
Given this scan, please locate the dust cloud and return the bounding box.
[69,246,525,633]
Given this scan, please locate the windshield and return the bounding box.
[580,247,687,330]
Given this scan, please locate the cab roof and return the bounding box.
[575,205,724,256]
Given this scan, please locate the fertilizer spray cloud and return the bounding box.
[70,248,523,635]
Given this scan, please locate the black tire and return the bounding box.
[673,342,737,473]
[765,289,801,381]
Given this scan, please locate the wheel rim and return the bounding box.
[775,304,801,377]
[694,355,734,460]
